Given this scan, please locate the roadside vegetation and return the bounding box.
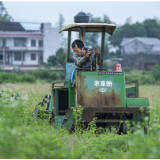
[0,64,160,85]
[0,69,65,83]
[0,83,160,158]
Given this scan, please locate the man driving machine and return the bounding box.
[72,39,100,69]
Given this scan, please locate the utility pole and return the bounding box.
[3,48,5,71]
[38,43,41,69]
[21,47,23,66]
[1,46,9,71]
[38,52,41,68]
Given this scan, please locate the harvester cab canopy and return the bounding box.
[59,11,116,64]
[59,23,116,34]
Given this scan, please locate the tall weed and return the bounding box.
[0,84,160,158]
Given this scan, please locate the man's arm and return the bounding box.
[94,48,101,65]
[72,54,90,68]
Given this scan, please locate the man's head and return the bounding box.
[72,39,85,56]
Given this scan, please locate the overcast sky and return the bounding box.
[2,1,160,28]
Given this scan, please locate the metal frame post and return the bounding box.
[100,27,106,69]
[90,55,92,71]
[135,81,139,97]
[67,28,72,62]
[55,89,59,115]
[79,27,85,43]
[96,54,98,71]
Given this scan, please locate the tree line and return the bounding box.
[48,12,160,68]
[1,2,160,68]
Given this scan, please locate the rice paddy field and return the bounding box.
[0,83,160,158]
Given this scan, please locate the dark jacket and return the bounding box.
[72,48,101,68]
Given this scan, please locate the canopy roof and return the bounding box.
[59,23,116,35]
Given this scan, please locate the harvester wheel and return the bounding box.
[144,127,147,134]
[122,123,129,134]
[131,127,135,133]
[117,124,123,134]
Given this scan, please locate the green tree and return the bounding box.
[55,14,67,48]
[132,22,147,37]
[109,17,160,48]
[0,1,13,22]
[55,13,65,30]
[154,17,160,28]
[47,55,57,66]
[56,48,66,68]
[152,64,160,80]
[143,19,160,39]
[47,48,66,68]
[109,18,147,47]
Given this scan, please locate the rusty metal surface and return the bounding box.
[76,72,124,108]
[81,107,149,122]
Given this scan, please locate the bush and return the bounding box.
[0,69,64,83]
[29,69,50,79]
[152,64,160,80]
[50,72,60,81]
[123,66,131,73]
[140,75,155,85]
[125,71,141,82]
[21,74,36,83]
[59,72,65,80]
[0,72,21,83]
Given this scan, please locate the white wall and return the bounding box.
[43,23,60,62]
[11,52,39,65]
[0,27,61,65]
[1,35,43,65]
[6,38,13,47]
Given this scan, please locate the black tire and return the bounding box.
[122,123,129,134]
[144,127,147,134]
[131,127,135,133]
[117,123,123,134]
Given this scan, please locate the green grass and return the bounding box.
[0,69,65,83]
[0,84,160,158]
[1,68,160,85]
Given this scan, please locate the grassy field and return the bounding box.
[0,83,160,158]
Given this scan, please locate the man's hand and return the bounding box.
[95,48,100,55]
[87,49,93,57]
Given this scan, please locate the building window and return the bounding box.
[14,52,25,61]
[14,38,25,47]
[0,39,6,47]
[31,40,36,47]
[31,53,36,60]
[38,40,43,47]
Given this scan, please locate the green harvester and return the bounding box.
[32,12,149,134]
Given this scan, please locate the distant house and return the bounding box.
[119,37,160,70]
[0,22,60,71]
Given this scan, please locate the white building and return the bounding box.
[0,22,60,70]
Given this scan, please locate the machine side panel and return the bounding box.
[69,80,75,107]
[126,98,149,108]
[75,71,126,108]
